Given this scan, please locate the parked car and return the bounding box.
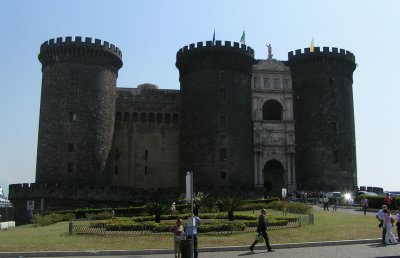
[325,192,342,198]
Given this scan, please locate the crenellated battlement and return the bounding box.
[288,47,355,63]
[176,40,255,77]
[39,36,123,72]
[40,36,122,57]
[177,40,254,58]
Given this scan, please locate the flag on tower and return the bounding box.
[240,30,245,44]
[310,38,315,52]
[213,29,215,45]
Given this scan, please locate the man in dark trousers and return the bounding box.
[185,211,201,258]
[249,209,274,252]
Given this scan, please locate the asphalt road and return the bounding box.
[30,243,400,258]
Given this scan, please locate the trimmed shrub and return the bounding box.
[62,213,76,221]
[266,201,312,214]
[85,211,112,220]
[33,213,64,226]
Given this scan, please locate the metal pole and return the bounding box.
[190,171,194,258]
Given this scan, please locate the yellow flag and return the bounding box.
[310,38,314,52]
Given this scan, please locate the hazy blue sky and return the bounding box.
[0,0,399,196]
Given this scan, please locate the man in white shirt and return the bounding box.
[323,196,329,211]
[376,205,387,244]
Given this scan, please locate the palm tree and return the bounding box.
[193,192,209,215]
[217,196,245,221]
[145,202,168,223]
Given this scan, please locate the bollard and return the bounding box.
[69,221,73,235]
[181,239,192,258]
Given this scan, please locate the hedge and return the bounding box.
[99,219,247,232]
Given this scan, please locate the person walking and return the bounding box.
[185,212,201,258]
[323,196,330,211]
[385,193,393,210]
[376,205,388,244]
[173,218,184,258]
[360,197,369,215]
[249,209,274,252]
[396,211,400,241]
[383,208,397,245]
[332,197,338,211]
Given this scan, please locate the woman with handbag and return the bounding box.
[173,218,184,258]
[249,209,274,252]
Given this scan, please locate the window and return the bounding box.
[116,112,122,121]
[219,148,227,161]
[140,112,147,122]
[115,165,119,175]
[220,115,226,127]
[220,170,227,180]
[68,112,77,121]
[148,113,155,122]
[115,149,120,161]
[333,151,339,163]
[331,122,339,131]
[68,144,74,152]
[145,150,148,161]
[156,113,163,123]
[144,166,148,175]
[262,100,283,120]
[132,112,138,122]
[124,112,130,121]
[173,113,179,123]
[165,113,171,124]
[67,163,73,173]
[219,88,226,99]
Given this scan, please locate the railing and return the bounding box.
[68,213,314,236]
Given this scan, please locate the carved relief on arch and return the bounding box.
[273,78,280,89]
[253,76,261,89]
[261,151,286,170]
[264,77,270,89]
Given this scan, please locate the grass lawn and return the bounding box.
[0,207,382,252]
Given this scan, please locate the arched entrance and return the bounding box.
[263,159,285,196]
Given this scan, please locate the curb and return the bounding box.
[0,238,381,257]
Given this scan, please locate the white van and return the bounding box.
[325,192,342,198]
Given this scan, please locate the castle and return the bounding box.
[9,36,357,221]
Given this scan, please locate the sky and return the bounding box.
[0,0,399,197]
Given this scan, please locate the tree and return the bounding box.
[217,196,244,221]
[193,192,209,215]
[145,202,168,223]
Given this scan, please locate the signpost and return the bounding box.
[185,171,194,258]
[26,200,34,211]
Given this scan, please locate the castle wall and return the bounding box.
[288,47,357,191]
[112,87,180,190]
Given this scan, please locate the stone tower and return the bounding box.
[288,47,357,191]
[176,41,255,190]
[36,36,123,186]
